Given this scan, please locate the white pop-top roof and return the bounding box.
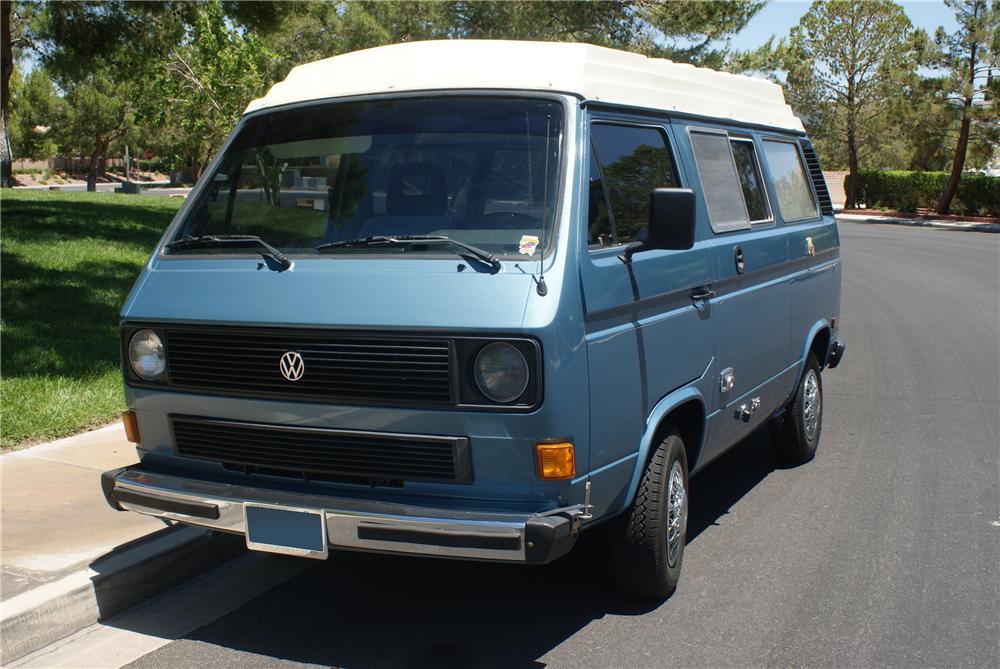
[245,40,804,132]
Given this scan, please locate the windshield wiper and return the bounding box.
[315,235,501,271]
[166,235,292,271]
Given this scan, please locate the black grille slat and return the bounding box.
[166,368,448,388]
[172,417,468,483]
[173,438,457,460]
[167,347,449,358]
[176,439,456,466]
[799,139,834,216]
[172,436,457,460]
[176,448,454,473]
[164,327,453,405]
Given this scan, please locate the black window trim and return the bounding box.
[586,118,681,253]
[759,136,822,224]
[586,142,618,249]
[728,135,775,228]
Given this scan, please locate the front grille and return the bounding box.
[172,417,471,483]
[164,327,453,405]
[799,139,834,216]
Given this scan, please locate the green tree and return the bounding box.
[2,1,44,186]
[783,0,920,207]
[35,1,285,180]
[153,1,273,177]
[261,1,765,80]
[55,71,134,191]
[894,75,956,171]
[7,66,63,161]
[932,0,999,213]
[640,0,765,67]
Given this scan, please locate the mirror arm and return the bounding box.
[618,241,646,264]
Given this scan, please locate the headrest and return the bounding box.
[386,162,447,216]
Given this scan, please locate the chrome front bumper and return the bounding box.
[102,465,583,564]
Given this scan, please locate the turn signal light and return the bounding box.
[535,442,575,480]
[122,410,140,443]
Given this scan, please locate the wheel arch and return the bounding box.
[801,320,833,371]
[619,388,706,512]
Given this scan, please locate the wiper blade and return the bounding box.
[166,235,292,271]
[315,235,501,271]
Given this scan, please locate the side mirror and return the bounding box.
[619,188,695,263]
[620,188,696,263]
[648,188,696,250]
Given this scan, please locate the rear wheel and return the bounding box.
[610,432,688,599]
[770,354,823,464]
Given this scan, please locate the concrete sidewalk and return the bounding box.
[837,212,1000,233]
[2,424,160,598]
[1,424,242,663]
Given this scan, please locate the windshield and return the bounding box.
[169,97,564,259]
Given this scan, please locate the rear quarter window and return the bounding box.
[761,140,819,222]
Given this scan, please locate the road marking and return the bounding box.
[10,553,311,668]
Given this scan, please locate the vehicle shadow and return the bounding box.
[99,429,785,668]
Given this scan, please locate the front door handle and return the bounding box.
[691,286,715,302]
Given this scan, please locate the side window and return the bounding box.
[688,127,750,233]
[590,123,678,246]
[587,147,614,247]
[729,138,771,223]
[761,139,819,222]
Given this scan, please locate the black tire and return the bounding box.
[610,432,689,600]
[770,354,823,464]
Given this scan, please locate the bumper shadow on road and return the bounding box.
[103,430,785,669]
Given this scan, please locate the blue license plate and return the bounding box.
[244,504,328,559]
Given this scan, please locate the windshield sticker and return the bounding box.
[519,235,540,256]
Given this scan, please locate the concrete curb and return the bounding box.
[837,213,1000,233]
[0,525,243,664]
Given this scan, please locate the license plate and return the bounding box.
[244,503,328,559]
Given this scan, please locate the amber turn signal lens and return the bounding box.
[535,442,575,480]
[122,410,140,443]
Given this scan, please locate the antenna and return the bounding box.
[535,115,550,297]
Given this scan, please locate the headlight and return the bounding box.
[128,329,166,381]
[474,342,529,403]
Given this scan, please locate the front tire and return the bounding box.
[771,354,823,464]
[610,432,689,600]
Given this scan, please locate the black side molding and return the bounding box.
[101,466,220,520]
[114,489,221,520]
[357,523,521,551]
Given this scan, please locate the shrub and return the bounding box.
[852,170,1000,217]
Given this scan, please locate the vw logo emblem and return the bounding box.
[279,351,305,381]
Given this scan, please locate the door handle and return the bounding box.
[691,286,715,302]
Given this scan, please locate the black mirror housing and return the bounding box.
[648,188,696,251]
[619,188,697,263]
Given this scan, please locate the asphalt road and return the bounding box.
[98,222,1000,667]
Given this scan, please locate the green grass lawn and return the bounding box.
[1,190,181,449]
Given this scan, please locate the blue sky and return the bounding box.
[730,0,960,51]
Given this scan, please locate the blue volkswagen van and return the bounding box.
[102,41,844,598]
